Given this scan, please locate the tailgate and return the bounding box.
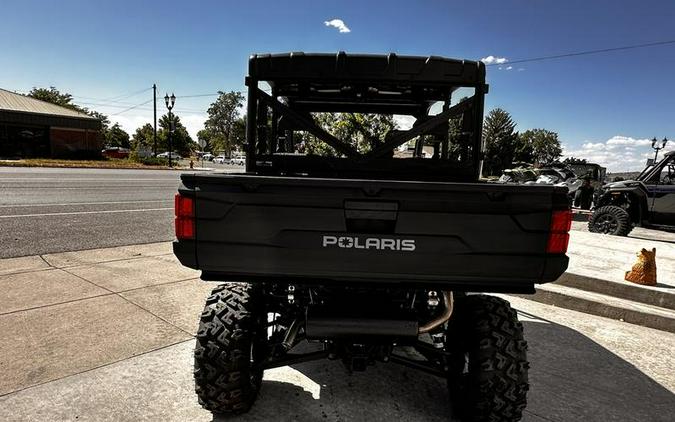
[174,174,569,292]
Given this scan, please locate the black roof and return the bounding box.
[247,52,487,114]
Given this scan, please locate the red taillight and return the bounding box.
[174,194,195,240]
[175,217,195,239]
[175,194,194,218]
[547,209,572,254]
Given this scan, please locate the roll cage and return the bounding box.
[638,151,675,183]
[243,52,488,181]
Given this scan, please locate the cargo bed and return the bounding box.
[173,173,569,293]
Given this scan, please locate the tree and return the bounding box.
[158,114,195,156]
[482,108,519,176]
[88,111,110,133]
[306,113,398,156]
[28,86,85,112]
[518,129,562,165]
[204,91,245,155]
[104,123,130,148]
[563,156,587,164]
[231,117,246,149]
[131,123,154,152]
[197,129,214,152]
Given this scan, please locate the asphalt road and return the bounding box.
[0,166,242,258]
[1,166,672,259]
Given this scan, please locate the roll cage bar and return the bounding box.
[637,151,675,182]
[244,52,488,181]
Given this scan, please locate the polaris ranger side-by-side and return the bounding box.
[589,150,675,236]
[173,52,571,422]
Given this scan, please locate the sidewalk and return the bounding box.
[1,242,674,421]
[522,230,675,333]
[0,242,206,397]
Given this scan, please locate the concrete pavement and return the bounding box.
[0,166,243,258]
[0,167,179,258]
[1,242,674,421]
[522,230,675,333]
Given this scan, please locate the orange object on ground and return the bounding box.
[625,248,657,286]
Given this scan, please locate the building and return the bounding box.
[0,88,102,158]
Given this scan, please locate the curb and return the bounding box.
[516,283,675,333]
[555,272,675,311]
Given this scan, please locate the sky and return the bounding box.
[1,0,674,171]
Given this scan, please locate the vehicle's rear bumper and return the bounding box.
[173,240,196,269]
[184,241,567,293]
[174,241,566,293]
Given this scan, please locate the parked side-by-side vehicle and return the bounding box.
[589,151,675,236]
[173,52,572,422]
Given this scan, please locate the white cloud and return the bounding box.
[179,114,209,141]
[505,66,513,70]
[480,55,508,65]
[324,19,351,33]
[606,135,652,147]
[111,114,153,137]
[562,135,674,172]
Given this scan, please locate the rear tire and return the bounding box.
[446,295,529,422]
[588,205,632,236]
[194,282,264,415]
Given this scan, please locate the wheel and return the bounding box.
[588,205,632,236]
[194,282,265,414]
[445,295,529,422]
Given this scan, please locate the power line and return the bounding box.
[486,38,675,66]
[177,93,220,98]
[74,87,262,116]
[78,101,205,114]
[72,96,145,106]
[72,87,152,104]
[77,99,148,108]
[102,87,152,102]
[110,99,154,116]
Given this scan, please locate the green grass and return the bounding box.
[0,157,173,169]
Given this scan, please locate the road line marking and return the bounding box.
[0,200,173,208]
[0,208,173,218]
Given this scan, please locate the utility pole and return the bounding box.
[153,84,157,156]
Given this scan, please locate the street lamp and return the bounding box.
[649,137,668,210]
[164,93,176,167]
[651,137,668,164]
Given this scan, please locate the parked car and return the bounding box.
[229,155,246,165]
[156,152,182,160]
[173,52,572,422]
[213,155,226,164]
[101,147,130,159]
[201,153,214,161]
